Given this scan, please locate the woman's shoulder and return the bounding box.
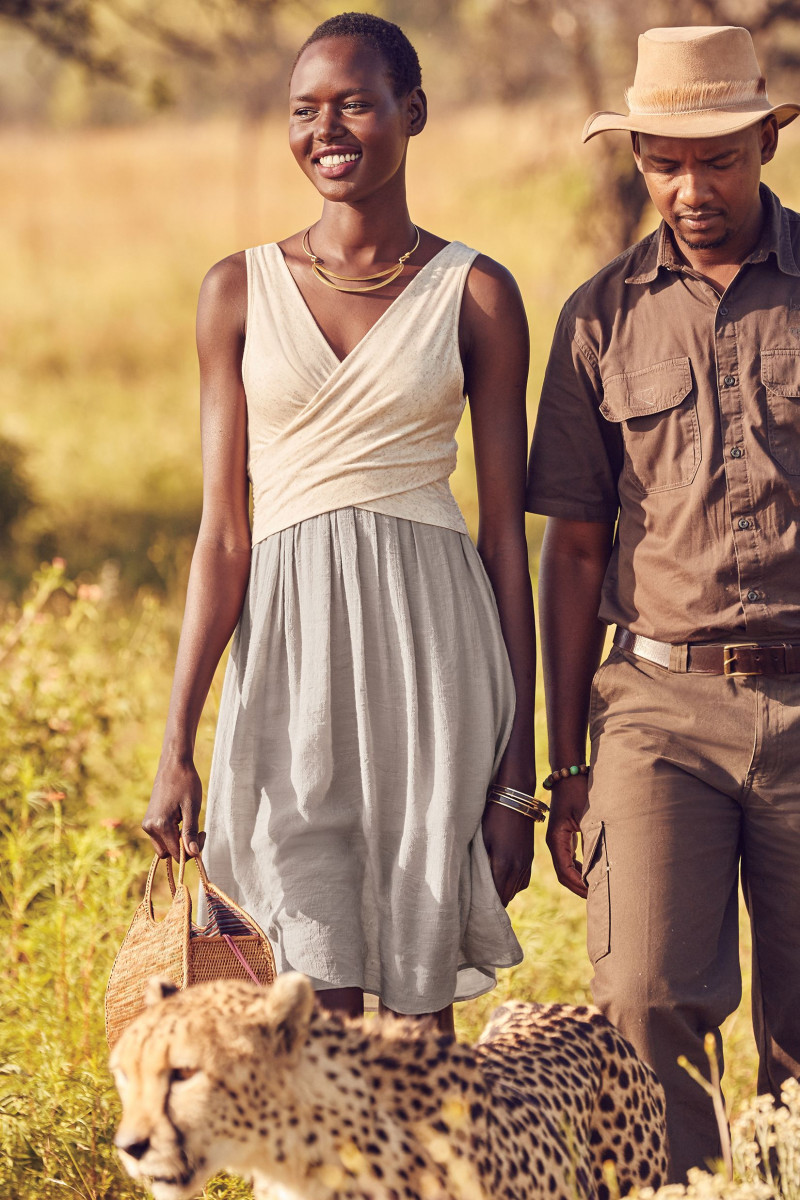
[465,250,520,289]
[201,250,248,296]
[457,249,527,364]
[427,233,521,297]
[417,235,524,326]
[197,251,248,328]
[462,250,524,313]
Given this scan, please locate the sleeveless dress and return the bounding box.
[199,240,523,1013]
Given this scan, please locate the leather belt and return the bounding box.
[613,627,800,676]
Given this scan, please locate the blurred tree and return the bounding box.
[0,0,308,114]
[0,0,125,78]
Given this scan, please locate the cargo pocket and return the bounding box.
[588,647,621,736]
[762,349,800,475]
[601,356,699,493]
[582,822,610,963]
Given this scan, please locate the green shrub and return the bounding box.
[0,563,168,1197]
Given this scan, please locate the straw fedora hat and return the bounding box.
[583,25,800,142]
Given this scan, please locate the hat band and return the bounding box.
[625,77,768,117]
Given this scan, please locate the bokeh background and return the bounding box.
[2,1,800,1194]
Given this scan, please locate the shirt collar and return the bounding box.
[746,184,800,276]
[624,230,664,285]
[625,183,800,285]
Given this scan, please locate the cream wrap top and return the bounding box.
[243,240,478,545]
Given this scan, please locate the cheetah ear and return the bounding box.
[145,976,180,1006]
[265,973,315,1058]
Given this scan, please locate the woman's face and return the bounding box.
[289,37,424,204]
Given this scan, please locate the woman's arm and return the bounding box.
[142,254,251,862]
[460,256,536,906]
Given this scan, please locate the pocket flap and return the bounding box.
[581,822,606,886]
[601,356,692,421]
[761,349,800,397]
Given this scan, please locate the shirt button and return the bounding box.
[723,374,737,387]
[738,517,751,530]
[719,304,729,316]
[746,590,760,602]
[730,446,743,459]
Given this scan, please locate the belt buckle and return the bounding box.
[723,642,768,677]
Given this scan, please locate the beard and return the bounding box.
[674,224,731,251]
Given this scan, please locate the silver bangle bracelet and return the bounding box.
[486,789,549,823]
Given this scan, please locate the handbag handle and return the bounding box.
[143,844,211,913]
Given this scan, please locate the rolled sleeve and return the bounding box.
[526,305,621,522]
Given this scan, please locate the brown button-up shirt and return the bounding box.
[526,185,800,644]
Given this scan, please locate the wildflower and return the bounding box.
[77,583,103,603]
[42,790,66,804]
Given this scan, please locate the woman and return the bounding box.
[143,12,536,1032]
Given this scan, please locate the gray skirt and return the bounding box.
[200,507,522,1012]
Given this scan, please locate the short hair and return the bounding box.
[293,12,422,98]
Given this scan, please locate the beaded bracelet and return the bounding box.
[486,785,549,823]
[542,764,589,791]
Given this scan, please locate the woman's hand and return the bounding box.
[142,757,205,862]
[482,801,535,907]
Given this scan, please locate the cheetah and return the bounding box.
[111,973,668,1200]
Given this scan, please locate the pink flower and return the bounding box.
[77,584,103,602]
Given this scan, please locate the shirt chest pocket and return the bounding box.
[762,349,800,475]
[600,356,700,493]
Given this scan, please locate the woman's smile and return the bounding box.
[313,147,362,178]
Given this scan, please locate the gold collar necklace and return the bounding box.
[301,225,420,294]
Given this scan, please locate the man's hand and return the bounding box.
[482,802,535,906]
[545,775,589,898]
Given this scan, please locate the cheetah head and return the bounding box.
[110,973,315,1199]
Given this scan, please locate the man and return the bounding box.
[526,25,800,1181]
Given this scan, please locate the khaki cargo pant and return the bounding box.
[583,645,800,1182]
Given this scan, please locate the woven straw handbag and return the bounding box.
[105,847,276,1047]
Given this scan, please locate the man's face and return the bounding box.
[633,120,778,256]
